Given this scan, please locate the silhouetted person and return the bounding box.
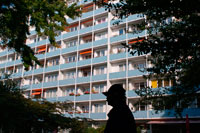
[103,84,137,133]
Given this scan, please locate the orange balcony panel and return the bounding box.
[33,89,42,92]
[80,50,92,55]
[31,92,41,95]
[37,48,46,53]
[128,39,144,44]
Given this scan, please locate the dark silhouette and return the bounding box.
[103,84,137,133]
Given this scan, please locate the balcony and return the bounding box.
[46,49,60,58]
[15,59,22,65]
[23,70,33,76]
[127,30,146,40]
[90,113,107,119]
[92,74,107,82]
[0,62,6,68]
[81,11,93,19]
[77,76,91,84]
[127,90,139,98]
[75,94,90,101]
[59,78,75,86]
[34,68,44,75]
[32,83,43,89]
[128,69,145,77]
[62,31,78,40]
[62,46,77,54]
[36,39,47,47]
[133,111,147,119]
[75,113,89,118]
[43,81,58,88]
[6,61,15,67]
[91,93,106,100]
[94,8,106,15]
[0,50,7,57]
[66,17,79,24]
[110,34,126,44]
[60,62,76,70]
[110,52,126,61]
[21,85,31,90]
[77,59,91,67]
[78,42,92,50]
[11,72,22,78]
[93,38,107,47]
[58,96,74,102]
[94,22,108,31]
[45,65,59,73]
[79,26,93,35]
[55,35,62,41]
[127,14,144,22]
[92,56,107,64]
[109,71,126,79]
[27,42,36,48]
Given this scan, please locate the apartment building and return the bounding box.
[0,0,200,132]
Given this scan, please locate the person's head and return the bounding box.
[103,84,126,107]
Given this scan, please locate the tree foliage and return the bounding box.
[0,0,81,70]
[104,0,200,116]
[0,77,85,132]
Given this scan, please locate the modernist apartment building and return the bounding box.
[0,0,200,132]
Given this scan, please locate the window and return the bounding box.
[66,71,76,79]
[46,74,58,82]
[70,26,78,32]
[119,28,126,35]
[93,84,105,93]
[96,32,106,40]
[94,104,104,113]
[119,64,126,71]
[95,49,105,57]
[46,90,56,98]
[67,55,76,63]
[151,80,158,88]
[95,66,105,75]
[134,82,146,90]
[96,17,106,24]
[67,40,77,48]
[63,88,74,96]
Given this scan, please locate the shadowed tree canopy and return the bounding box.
[0,77,87,132]
[0,0,81,70]
[103,0,200,116]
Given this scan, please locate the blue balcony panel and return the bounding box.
[21,85,31,90]
[128,51,138,57]
[79,42,92,50]
[77,76,90,84]
[8,49,15,54]
[59,78,75,86]
[55,35,62,41]
[0,63,6,68]
[62,31,78,39]
[34,68,44,75]
[110,34,126,43]
[11,72,22,78]
[15,59,22,65]
[128,69,145,77]
[67,17,79,24]
[90,113,107,120]
[91,93,106,100]
[0,51,7,57]
[24,70,33,76]
[94,22,108,31]
[32,83,43,89]
[92,56,107,64]
[45,65,59,73]
[94,8,106,15]
[81,11,93,19]
[109,71,126,79]
[43,81,58,88]
[46,97,57,102]
[37,39,47,46]
[46,50,60,58]
[30,30,36,35]
[110,52,126,61]
[92,74,107,82]
[64,113,73,118]
[62,46,77,54]
[128,30,146,39]
[60,62,76,70]
[93,38,107,47]
[75,94,90,101]
[58,96,74,102]
[75,113,89,118]
[35,54,45,59]
[6,61,15,67]
[110,18,126,26]
[127,90,139,98]
[133,111,147,119]
[128,14,144,22]
[27,42,36,48]
[79,26,92,35]
[77,59,91,66]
